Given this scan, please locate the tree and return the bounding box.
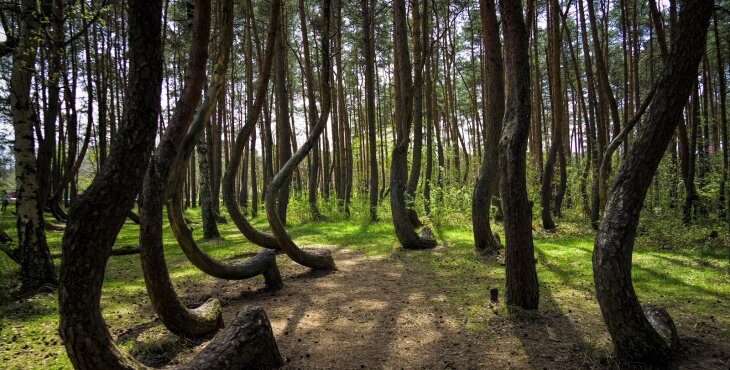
[362,0,378,221]
[222,0,282,251]
[540,0,565,230]
[58,1,282,367]
[274,10,292,225]
[593,0,713,365]
[299,0,325,220]
[472,0,504,256]
[389,0,436,250]
[499,0,539,310]
[8,0,56,292]
[264,0,338,271]
[405,0,425,227]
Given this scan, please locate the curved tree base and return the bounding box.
[177,306,283,370]
[168,181,284,289]
[475,233,503,258]
[642,303,679,352]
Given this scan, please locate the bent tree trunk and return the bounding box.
[222,0,282,250]
[141,0,283,339]
[168,168,283,287]
[390,0,436,250]
[138,0,222,339]
[58,2,283,368]
[405,0,425,228]
[499,0,539,310]
[593,0,712,365]
[10,0,56,291]
[472,0,504,256]
[264,0,337,271]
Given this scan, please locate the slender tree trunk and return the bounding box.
[9,0,56,291]
[684,82,699,223]
[222,0,281,250]
[298,0,323,220]
[713,13,728,221]
[198,127,221,239]
[540,0,564,230]
[499,0,539,310]
[362,0,378,221]
[472,0,504,255]
[405,0,425,227]
[390,0,436,250]
[36,0,63,220]
[274,13,292,226]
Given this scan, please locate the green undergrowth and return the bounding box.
[0,203,728,368]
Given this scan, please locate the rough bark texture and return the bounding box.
[198,129,222,239]
[472,0,504,256]
[540,0,564,230]
[176,307,283,370]
[58,0,165,365]
[498,0,539,310]
[405,0,425,228]
[362,0,378,221]
[138,0,223,339]
[592,1,712,365]
[298,0,324,221]
[59,2,283,368]
[264,0,338,270]
[222,0,282,250]
[10,0,56,291]
[168,173,283,289]
[275,15,292,226]
[390,0,437,250]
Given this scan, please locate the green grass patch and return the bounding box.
[1,203,728,368]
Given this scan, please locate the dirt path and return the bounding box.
[158,246,729,369]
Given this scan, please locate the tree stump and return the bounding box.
[642,303,680,351]
[418,226,436,243]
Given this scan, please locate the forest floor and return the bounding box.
[1,204,729,369]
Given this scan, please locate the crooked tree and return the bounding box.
[592,0,713,365]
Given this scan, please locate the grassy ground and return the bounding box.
[0,203,728,368]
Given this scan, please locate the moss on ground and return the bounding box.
[0,204,728,368]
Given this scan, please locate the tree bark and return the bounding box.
[712,13,728,221]
[472,0,504,256]
[362,0,378,221]
[593,1,712,365]
[138,0,224,339]
[540,0,565,230]
[405,0,425,227]
[10,0,56,292]
[390,0,436,250]
[499,0,539,310]
[264,0,338,270]
[59,3,283,368]
[59,0,167,364]
[298,0,324,220]
[274,11,292,226]
[222,0,282,250]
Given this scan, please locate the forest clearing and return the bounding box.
[1,207,729,369]
[1,0,730,368]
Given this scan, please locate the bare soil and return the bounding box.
[127,246,729,369]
